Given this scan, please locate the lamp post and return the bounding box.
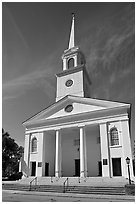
[126,157,131,185]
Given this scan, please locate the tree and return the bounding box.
[2,128,24,177]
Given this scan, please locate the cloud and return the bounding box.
[80,4,134,76]
[84,19,134,103]
[2,68,56,101]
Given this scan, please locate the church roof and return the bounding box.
[22,95,130,127]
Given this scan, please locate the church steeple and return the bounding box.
[68,13,75,49]
[62,14,86,71]
[56,14,91,101]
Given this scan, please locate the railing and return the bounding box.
[63,177,69,193]
[78,177,80,183]
[51,176,53,183]
[29,177,37,191]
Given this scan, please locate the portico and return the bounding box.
[23,98,134,180]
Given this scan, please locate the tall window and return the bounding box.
[31,137,37,152]
[68,58,74,69]
[110,127,119,146]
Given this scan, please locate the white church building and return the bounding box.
[22,15,134,180]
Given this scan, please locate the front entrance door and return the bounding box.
[98,161,102,176]
[45,162,49,176]
[75,159,80,176]
[31,162,36,176]
[112,158,122,176]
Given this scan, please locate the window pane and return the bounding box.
[68,58,74,69]
[110,128,119,146]
[32,138,37,152]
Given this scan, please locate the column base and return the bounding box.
[80,171,87,178]
[55,171,62,177]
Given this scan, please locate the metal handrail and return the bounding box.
[29,177,37,191]
[51,176,53,183]
[63,177,69,193]
[78,177,80,183]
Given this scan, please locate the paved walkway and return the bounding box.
[2,190,135,202]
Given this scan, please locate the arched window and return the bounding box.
[110,127,119,146]
[31,137,37,152]
[68,58,74,69]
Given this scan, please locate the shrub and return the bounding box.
[8,172,23,181]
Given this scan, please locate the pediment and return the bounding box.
[23,95,130,126]
[47,102,104,120]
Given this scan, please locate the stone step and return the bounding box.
[2,184,30,191]
[2,176,130,196]
[2,183,126,195]
[36,177,128,187]
[18,177,36,184]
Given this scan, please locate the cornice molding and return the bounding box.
[25,113,128,134]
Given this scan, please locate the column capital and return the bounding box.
[55,128,61,131]
[78,124,85,128]
[99,122,107,125]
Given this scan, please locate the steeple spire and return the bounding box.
[68,13,75,49]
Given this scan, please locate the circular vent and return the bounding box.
[65,79,73,87]
[65,105,73,112]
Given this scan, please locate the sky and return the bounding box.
[2,2,135,149]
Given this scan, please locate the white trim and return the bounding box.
[30,152,38,154]
[109,145,122,148]
[24,105,129,128]
[25,114,128,134]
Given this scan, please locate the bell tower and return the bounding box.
[56,14,91,102]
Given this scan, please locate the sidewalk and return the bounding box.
[2,189,135,202]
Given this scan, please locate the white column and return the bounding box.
[99,123,111,177]
[84,128,88,177]
[74,55,77,67]
[37,132,44,177]
[63,58,67,70]
[55,129,62,177]
[80,126,87,177]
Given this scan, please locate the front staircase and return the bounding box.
[2,176,131,195]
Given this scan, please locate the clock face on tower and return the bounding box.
[65,79,73,87]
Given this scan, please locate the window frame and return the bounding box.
[109,127,119,147]
[68,57,74,69]
[31,137,37,153]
